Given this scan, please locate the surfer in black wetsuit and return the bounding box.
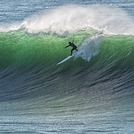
[64,39,78,55]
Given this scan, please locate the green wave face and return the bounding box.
[0,30,134,71]
[0,30,96,67]
[99,35,134,70]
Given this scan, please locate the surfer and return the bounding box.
[64,39,78,55]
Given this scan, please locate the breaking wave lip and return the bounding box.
[1,4,134,35]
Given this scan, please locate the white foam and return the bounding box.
[1,5,134,35]
[74,33,102,62]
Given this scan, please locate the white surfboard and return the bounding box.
[57,52,77,65]
[57,55,73,65]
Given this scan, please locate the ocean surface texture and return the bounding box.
[0,0,134,133]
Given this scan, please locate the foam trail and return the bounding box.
[74,33,102,61]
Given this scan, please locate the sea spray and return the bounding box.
[15,5,134,35]
[74,32,102,62]
[1,5,134,35]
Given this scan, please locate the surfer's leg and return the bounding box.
[71,48,75,55]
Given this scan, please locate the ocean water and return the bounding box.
[0,0,134,133]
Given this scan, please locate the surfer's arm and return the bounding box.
[64,45,70,48]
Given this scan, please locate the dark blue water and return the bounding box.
[0,0,134,133]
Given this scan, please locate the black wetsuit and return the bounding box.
[65,42,78,55]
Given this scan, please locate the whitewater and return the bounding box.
[0,0,134,133]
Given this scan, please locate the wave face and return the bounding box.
[0,29,134,100]
[0,4,134,134]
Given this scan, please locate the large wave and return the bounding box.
[0,4,134,134]
[0,4,134,102]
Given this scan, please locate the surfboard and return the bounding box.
[57,52,77,65]
[57,55,73,65]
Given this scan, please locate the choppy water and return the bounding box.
[0,0,134,133]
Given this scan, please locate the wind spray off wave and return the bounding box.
[17,4,134,35]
